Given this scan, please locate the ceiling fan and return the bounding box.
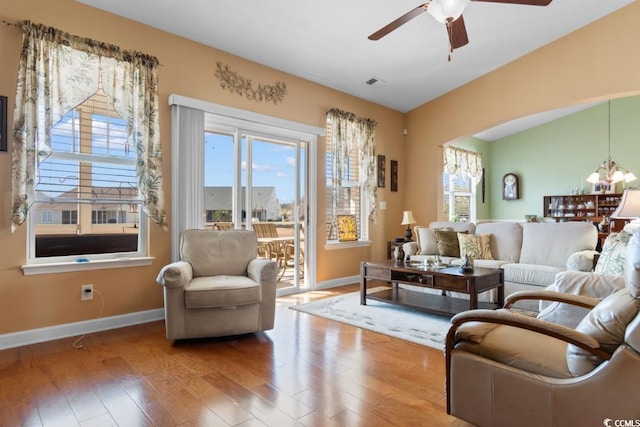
[369,0,553,60]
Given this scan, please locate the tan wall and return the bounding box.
[405,2,640,225]
[0,0,405,335]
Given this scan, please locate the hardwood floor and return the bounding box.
[0,284,471,426]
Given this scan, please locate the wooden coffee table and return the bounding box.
[360,260,504,317]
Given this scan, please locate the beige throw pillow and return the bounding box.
[457,233,494,260]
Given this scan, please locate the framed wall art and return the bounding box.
[390,160,398,192]
[0,96,7,152]
[377,154,385,188]
[591,182,615,194]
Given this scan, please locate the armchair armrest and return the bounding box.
[505,289,599,310]
[446,309,611,361]
[247,258,278,284]
[566,250,599,272]
[156,260,193,289]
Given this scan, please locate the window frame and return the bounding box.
[22,107,150,274]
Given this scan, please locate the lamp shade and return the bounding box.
[611,189,640,219]
[401,210,416,225]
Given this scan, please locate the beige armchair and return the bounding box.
[446,231,640,427]
[156,229,278,340]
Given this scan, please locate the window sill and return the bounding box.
[21,257,155,276]
[324,240,371,250]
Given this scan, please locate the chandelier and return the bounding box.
[586,101,637,185]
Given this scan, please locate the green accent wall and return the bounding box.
[462,95,640,221]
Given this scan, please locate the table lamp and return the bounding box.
[401,210,416,241]
[610,189,640,231]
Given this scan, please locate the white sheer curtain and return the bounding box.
[170,105,205,261]
[444,146,483,183]
[10,21,166,233]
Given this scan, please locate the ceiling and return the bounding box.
[76,0,634,136]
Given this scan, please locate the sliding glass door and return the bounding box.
[204,129,307,295]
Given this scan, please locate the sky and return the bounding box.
[204,132,304,204]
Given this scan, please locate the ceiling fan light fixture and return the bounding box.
[427,0,471,23]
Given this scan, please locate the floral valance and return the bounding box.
[443,146,483,182]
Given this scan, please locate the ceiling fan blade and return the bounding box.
[368,3,429,41]
[472,0,552,5]
[448,15,469,50]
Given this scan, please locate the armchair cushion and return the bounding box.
[185,276,261,309]
[567,288,640,376]
[453,310,575,378]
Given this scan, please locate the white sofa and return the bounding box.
[404,221,598,307]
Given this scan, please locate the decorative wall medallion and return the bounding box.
[215,62,287,104]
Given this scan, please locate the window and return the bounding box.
[325,109,377,242]
[443,171,475,222]
[442,146,482,223]
[41,210,53,224]
[30,97,144,260]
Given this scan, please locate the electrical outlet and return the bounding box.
[81,284,94,301]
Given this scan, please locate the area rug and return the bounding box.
[289,287,452,350]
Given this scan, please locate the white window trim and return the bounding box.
[22,257,154,276]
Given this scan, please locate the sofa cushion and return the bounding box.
[430,221,476,234]
[595,231,632,276]
[567,288,640,376]
[457,233,493,260]
[503,263,563,287]
[185,275,262,309]
[519,222,597,269]
[436,229,466,257]
[475,222,523,262]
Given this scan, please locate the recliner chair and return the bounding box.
[156,229,278,339]
[445,231,640,427]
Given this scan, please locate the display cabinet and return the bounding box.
[543,193,623,248]
[543,193,622,222]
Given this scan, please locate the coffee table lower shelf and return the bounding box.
[367,287,499,317]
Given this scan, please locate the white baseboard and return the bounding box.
[316,275,360,290]
[0,308,165,351]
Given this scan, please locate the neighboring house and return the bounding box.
[203,186,282,223]
[32,186,140,229]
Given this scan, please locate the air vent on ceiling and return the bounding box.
[365,76,387,86]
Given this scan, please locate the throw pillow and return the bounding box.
[435,229,467,257]
[415,226,439,255]
[457,233,493,260]
[595,231,632,276]
[566,288,640,376]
